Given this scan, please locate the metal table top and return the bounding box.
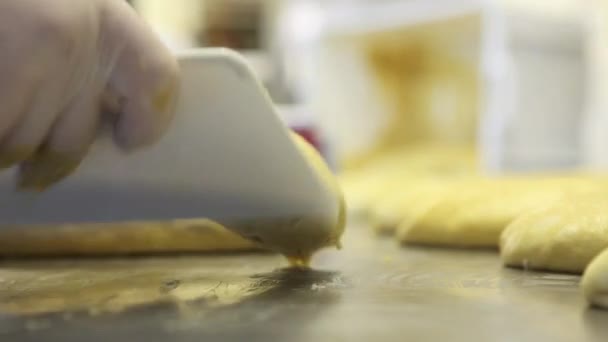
[1,224,607,342]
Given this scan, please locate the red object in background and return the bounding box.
[292,126,321,152]
[292,126,335,170]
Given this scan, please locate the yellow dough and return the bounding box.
[369,178,464,235]
[582,247,608,309]
[0,132,346,264]
[398,176,598,248]
[340,144,478,217]
[500,194,608,273]
[0,219,261,256]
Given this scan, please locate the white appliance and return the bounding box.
[305,0,588,173]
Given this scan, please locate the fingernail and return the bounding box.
[17,150,83,191]
[0,146,36,169]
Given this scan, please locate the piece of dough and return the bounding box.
[340,144,477,217]
[582,247,608,309]
[369,178,465,235]
[0,219,261,256]
[500,194,608,273]
[340,149,425,217]
[398,176,598,248]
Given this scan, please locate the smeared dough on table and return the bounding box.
[398,176,598,248]
[0,256,264,315]
[582,247,608,309]
[0,219,262,256]
[501,194,608,273]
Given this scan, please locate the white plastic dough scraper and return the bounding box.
[0,48,345,258]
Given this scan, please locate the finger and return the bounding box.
[0,0,101,172]
[0,61,44,168]
[0,55,75,171]
[17,92,101,191]
[101,0,179,151]
[0,89,66,172]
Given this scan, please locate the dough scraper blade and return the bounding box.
[0,48,339,231]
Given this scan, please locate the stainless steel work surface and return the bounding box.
[1,224,607,342]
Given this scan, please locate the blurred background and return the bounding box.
[128,0,608,178]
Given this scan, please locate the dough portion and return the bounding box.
[582,247,608,309]
[398,176,598,248]
[0,219,262,256]
[340,144,477,217]
[500,194,608,273]
[369,178,464,235]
